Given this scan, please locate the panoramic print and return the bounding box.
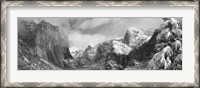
[18,17,182,70]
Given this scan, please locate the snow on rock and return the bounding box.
[112,41,132,55]
[123,27,150,48]
[128,18,182,70]
[148,46,173,70]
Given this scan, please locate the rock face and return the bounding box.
[111,41,132,68]
[93,39,132,69]
[128,28,160,61]
[83,45,97,61]
[62,47,73,60]
[18,39,61,70]
[123,27,149,49]
[148,46,173,70]
[18,20,73,69]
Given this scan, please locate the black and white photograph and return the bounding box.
[18,17,182,70]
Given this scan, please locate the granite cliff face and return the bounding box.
[18,39,61,70]
[18,20,73,70]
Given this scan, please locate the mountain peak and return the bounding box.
[127,27,141,36]
[123,27,149,48]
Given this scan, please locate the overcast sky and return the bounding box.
[18,17,182,50]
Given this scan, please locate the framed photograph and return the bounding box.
[1,0,199,87]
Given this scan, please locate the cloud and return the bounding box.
[77,18,117,30]
[93,18,164,37]
[68,30,106,49]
